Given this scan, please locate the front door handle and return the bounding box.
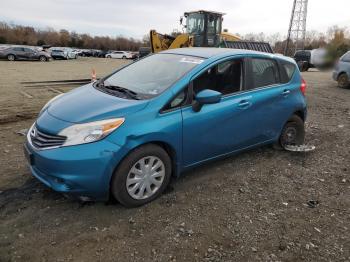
[238,100,251,109]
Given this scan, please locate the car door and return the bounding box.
[244,56,297,142]
[13,47,25,59]
[181,57,270,167]
[23,48,35,60]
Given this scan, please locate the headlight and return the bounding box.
[40,94,64,114]
[58,118,125,147]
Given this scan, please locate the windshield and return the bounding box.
[103,54,204,97]
[186,13,205,34]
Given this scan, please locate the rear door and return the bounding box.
[244,56,298,140]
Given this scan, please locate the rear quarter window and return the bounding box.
[249,58,280,89]
[279,60,296,84]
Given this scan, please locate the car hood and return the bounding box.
[47,84,149,123]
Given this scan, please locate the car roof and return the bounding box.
[161,47,296,65]
[162,47,279,58]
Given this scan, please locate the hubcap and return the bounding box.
[282,126,297,145]
[126,156,165,200]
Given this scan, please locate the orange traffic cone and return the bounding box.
[91,68,96,82]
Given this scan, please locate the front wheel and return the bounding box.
[111,144,172,207]
[338,73,350,88]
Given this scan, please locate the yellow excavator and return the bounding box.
[149,10,273,54]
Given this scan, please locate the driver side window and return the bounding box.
[192,59,243,96]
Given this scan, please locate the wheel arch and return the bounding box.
[337,71,349,80]
[108,140,178,200]
[293,110,305,122]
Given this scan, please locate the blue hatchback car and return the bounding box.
[25,48,307,207]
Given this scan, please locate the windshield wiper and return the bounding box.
[97,81,140,100]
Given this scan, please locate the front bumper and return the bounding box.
[332,71,339,81]
[24,139,126,201]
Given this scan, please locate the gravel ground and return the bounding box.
[0,59,349,262]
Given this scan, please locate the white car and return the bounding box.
[50,47,77,60]
[106,51,133,59]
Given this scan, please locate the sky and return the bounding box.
[0,0,348,39]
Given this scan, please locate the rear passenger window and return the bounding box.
[250,58,279,89]
[280,61,296,83]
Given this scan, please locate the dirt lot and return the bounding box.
[0,59,349,262]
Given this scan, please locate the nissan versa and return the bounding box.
[24,48,307,207]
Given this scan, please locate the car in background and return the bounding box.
[25,48,307,207]
[106,51,133,59]
[97,50,111,58]
[294,49,328,72]
[333,51,350,88]
[70,49,81,58]
[79,49,93,57]
[138,47,151,58]
[0,46,51,61]
[51,48,77,60]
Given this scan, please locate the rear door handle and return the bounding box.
[282,89,291,96]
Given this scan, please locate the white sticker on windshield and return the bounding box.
[179,57,204,64]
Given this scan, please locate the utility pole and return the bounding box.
[284,0,309,56]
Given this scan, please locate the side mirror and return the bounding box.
[193,89,222,112]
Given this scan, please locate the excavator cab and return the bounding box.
[184,10,223,47]
[149,10,273,54]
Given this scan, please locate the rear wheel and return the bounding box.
[7,54,15,61]
[39,55,47,62]
[107,55,111,58]
[122,56,126,59]
[111,144,172,207]
[279,115,305,148]
[338,73,350,88]
[274,115,305,150]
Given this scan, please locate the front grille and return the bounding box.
[30,125,66,149]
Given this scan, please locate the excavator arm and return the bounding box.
[150,30,191,53]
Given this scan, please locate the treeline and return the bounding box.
[241,26,350,58]
[0,22,144,51]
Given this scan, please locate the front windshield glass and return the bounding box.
[186,13,205,34]
[103,54,204,97]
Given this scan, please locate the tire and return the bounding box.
[107,55,111,58]
[277,115,305,149]
[122,56,126,59]
[111,144,172,207]
[7,54,15,61]
[337,73,350,88]
[39,56,47,62]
